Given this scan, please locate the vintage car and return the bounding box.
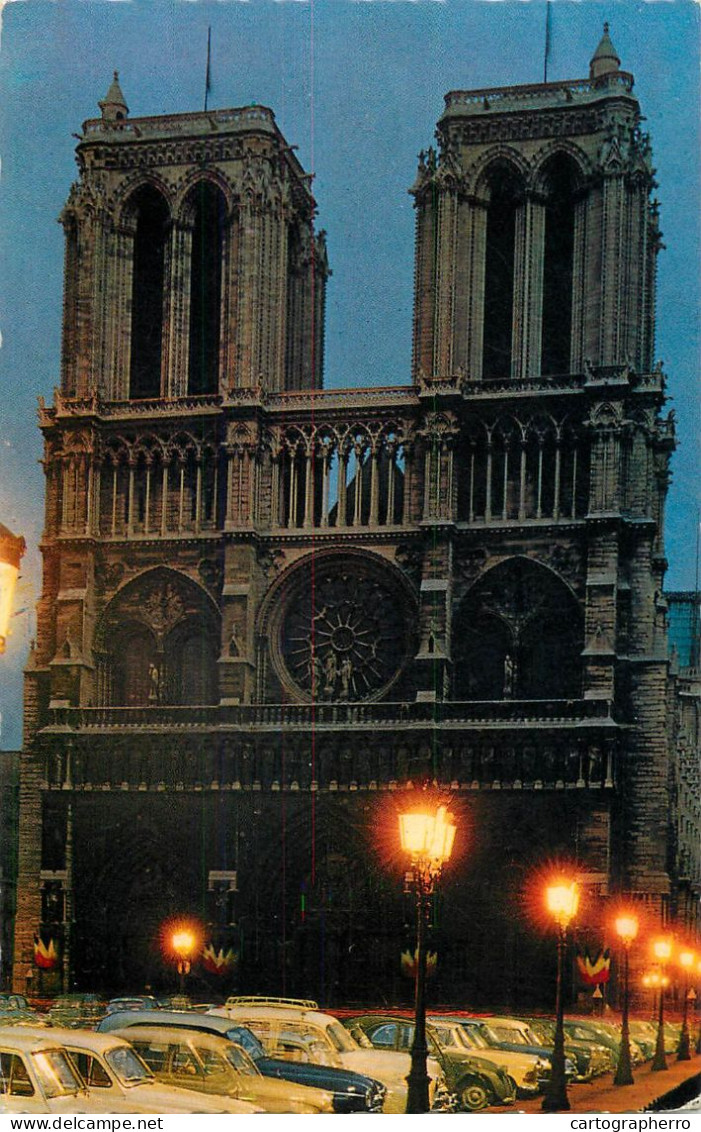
[344,1014,517,1111]
[519,1017,614,1078]
[99,1008,385,1112]
[0,1028,100,1113]
[209,996,445,1112]
[15,1026,261,1113]
[457,1017,578,1083]
[563,1019,645,1066]
[113,1024,336,1113]
[104,996,160,1015]
[428,1016,548,1097]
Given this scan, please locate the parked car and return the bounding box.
[0,1028,97,1113]
[457,1017,578,1083]
[114,1024,336,1113]
[104,996,160,1015]
[563,1019,645,1066]
[14,1026,261,1114]
[520,1016,614,1078]
[208,996,445,1112]
[626,1021,657,1059]
[428,1016,548,1097]
[98,1008,385,1112]
[344,1013,517,1111]
[47,994,105,1030]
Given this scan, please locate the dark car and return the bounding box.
[97,1009,385,1113]
[521,1017,613,1078]
[344,1014,517,1111]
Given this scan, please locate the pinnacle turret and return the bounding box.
[589,22,621,80]
[99,71,129,121]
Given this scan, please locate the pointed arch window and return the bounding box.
[188,182,226,396]
[541,157,577,376]
[129,186,170,399]
[482,168,521,380]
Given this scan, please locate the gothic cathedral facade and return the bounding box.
[14,30,689,1004]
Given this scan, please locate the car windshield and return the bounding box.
[327,1022,358,1053]
[225,1027,265,1062]
[33,1050,83,1098]
[105,1046,153,1085]
[429,1025,460,1049]
[457,1026,491,1050]
[224,1046,258,1078]
[492,1026,528,1045]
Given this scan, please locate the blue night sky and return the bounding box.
[0,0,698,749]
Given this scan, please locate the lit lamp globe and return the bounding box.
[613,912,638,1086]
[0,524,26,655]
[545,881,580,929]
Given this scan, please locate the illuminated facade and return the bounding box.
[14,31,696,1002]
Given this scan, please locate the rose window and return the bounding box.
[277,561,409,702]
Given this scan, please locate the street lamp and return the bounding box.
[398,802,456,1114]
[677,950,695,1061]
[613,912,638,1086]
[172,929,196,994]
[542,879,579,1113]
[651,938,672,1071]
[0,524,26,655]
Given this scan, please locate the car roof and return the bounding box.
[12,1026,129,1054]
[0,1027,70,1054]
[101,1010,240,1036]
[214,1005,333,1026]
[113,1025,236,1051]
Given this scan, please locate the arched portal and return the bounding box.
[97,568,220,706]
[453,558,583,700]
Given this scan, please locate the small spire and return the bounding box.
[589,22,621,80]
[98,70,129,122]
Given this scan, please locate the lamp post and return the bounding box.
[677,950,695,1061]
[613,913,638,1086]
[172,929,195,994]
[398,803,456,1114]
[541,879,579,1113]
[0,524,26,655]
[651,938,672,1071]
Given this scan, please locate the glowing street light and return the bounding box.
[0,524,26,655]
[613,912,639,1086]
[171,928,196,993]
[542,878,579,1113]
[398,802,456,1114]
[677,950,695,1062]
[651,938,672,1072]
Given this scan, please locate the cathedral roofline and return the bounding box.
[441,71,636,121]
[81,103,278,142]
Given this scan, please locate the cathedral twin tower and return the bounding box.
[14,28,685,999]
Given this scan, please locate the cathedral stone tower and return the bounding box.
[14,34,685,1004]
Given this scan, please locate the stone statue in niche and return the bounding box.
[148,662,161,703]
[340,655,353,700]
[310,652,323,698]
[503,653,516,698]
[324,651,338,696]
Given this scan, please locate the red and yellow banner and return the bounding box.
[33,936,59,970]
[202,943,237,976]
[576,947,611,985]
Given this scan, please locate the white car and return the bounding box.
[12,1027,262,1114]
[208,996,445,1113]
[0,1028,102,1114]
